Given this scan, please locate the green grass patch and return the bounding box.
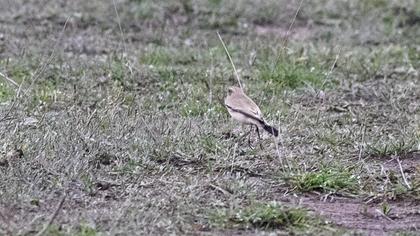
[30,79,60,107]
[43,224,98,236]
[285,167,359,194]
[0,82,14,102]
[75,224,98,236]
[339,46,419,81]
[367,136,418,158]
[181,98,208,117]
[130,0,158,20]
[258,55,327,90]
[209,202,313,230]
[0,60,32,102]
[200,134,223,153]
[6,62,31,84]
[393,231,420,236]
[140,46,197,67]
[104,56,139,91]
[44,225,63,236]
[140,47,172,66]
[408,46,420,68]
[179,87,225,118]
[110,56,127,83]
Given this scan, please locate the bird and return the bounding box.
[224,86,278,145]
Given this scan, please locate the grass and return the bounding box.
[259,59,327,89]
[379,177,420,202]
[367,139,417,158]
[285,167,359,194]
[139,46,173,66]
[256,46,332,90]
[0,82,14,103]
[44,224,98,236]
[110,56,127,83]
[0,60,31,102]
[209,202,314,230]
[76,225,98,236]
[0,0,420,235]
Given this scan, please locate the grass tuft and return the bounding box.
[210,202,312,230]
[0,82,14,102]
[258,56,327,90]
[367,137,418,158]
[140,47,172,66]
[110,56,127,83]
[76,224,98,236]
[286,168,359,194]
[0,60,32,102]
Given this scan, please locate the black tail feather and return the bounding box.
[263,124,279,137]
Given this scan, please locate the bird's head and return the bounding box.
[227,86,242,95]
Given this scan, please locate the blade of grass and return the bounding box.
[217,31,243,89]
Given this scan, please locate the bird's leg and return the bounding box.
[248,125,253,148]
[255,125,263,150]
[238,125,251,143]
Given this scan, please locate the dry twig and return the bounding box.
[397,157,411,189]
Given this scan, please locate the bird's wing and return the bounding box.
[230,94,262,117]
[225,93,264,121]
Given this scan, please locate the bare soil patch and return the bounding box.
[368,152,420,175]
[301,197,420,235]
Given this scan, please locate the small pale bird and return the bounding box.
[224,86,279,141]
